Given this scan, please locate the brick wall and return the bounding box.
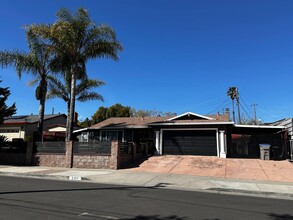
[33,153,66,167]
[25,141,144,169]
[73,155,111,169]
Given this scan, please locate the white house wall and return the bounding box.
[0,126,24,141]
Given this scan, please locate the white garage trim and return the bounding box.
[159,128,220,157]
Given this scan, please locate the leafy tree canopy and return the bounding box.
[91,104,130,125]
[80,104,177,127]
[0,80,16,124]
[78,117,92,128]
[130,108,176,117]
[107,103,131,118]
[91,106,109,125]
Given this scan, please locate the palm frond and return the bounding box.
[27,79,39,87]
[77,92,104,102]
[0,50,38,78]
[48,77,67,92]
[56,8,74,23]
[76,79,105,94]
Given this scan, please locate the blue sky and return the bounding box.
[0,0,292,122]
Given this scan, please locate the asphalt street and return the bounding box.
[0,176,292,220]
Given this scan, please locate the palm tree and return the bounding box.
[29,7,123,141]
[47,73,105,133]
[227,87,237,122]
[0,29,54,141]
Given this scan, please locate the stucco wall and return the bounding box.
[0,126,24,141]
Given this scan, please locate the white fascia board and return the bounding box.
[233,124,285,129]
[73,127,90,133]
[75,125,149,131]
[167,112,215,121]
[149,122,234,126]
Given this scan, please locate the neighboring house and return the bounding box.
[0,114,67,141]
[269,118,293,159]
[269,118,293,140]
[43,124,67,142]
[74,112,286,159]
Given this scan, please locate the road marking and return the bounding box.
[69,176,82,181]
[78,212,119,219]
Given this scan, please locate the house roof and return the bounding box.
[90,116,170,129]
[3,114,66,125]
[73,111,287,134]
[73,112,231,133]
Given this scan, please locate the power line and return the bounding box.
[239,102,252,120]
[251,104,257,121]
[239,95,253,118]
[207,98,230,115]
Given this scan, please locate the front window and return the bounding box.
[101,130,123,142]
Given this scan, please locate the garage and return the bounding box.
[162,130,218,156]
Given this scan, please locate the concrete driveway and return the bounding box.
[128,155,293,183]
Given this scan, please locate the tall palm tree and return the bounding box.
[29,7,123,141]
[0,29,54,141]
[47,73,105,133]
[227,87,237,122]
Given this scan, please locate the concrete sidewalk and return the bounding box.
[1,164,293,200]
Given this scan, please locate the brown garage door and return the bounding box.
[163,130,217,156]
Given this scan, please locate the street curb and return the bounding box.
[0,172,90,181]
[1,171,293,200]
[205,188,293,200]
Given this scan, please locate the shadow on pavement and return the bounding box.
[120,156,149,169]
[0,182,172,195]
[269,213,293,220]
[122,216,220,220]
[121,215,188,220]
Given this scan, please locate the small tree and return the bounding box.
[91,104,131,125]
[130,108,176,117]
[106,103,130,118]
[91,106,108,124]
[0,80,16,124]
[78,117,92,128]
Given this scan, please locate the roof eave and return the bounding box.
[233,124,285,129]
[167,112,215,121]
[149,122,234,126]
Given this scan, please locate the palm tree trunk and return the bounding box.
[37,80,47,142]
[232,100,235,122]
[66,67,76,141]
[37,100,45,142]
[66,101,70,139]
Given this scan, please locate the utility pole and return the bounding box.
[236,88,241,124]
[251,104,257,124]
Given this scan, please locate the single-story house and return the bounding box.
[74,112,287,159]
[0,114,67,141]
[43,124,67,141]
